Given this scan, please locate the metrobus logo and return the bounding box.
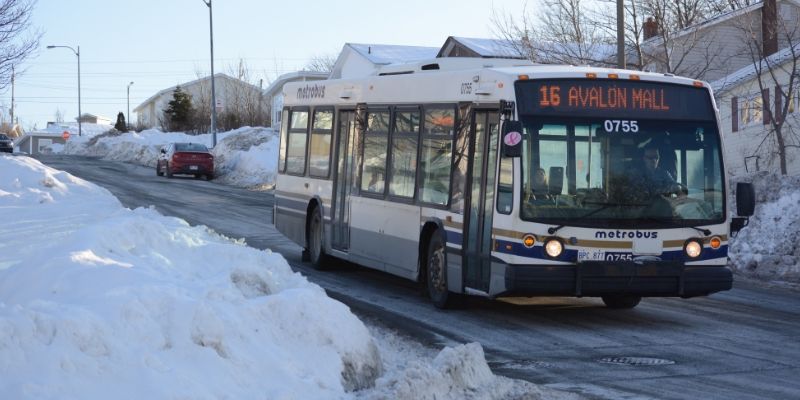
[595,230,658,239]
[297,84,326,100]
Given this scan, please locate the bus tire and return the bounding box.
[601,295,641,309]
[307,206,328,269]
[426,231,461,309]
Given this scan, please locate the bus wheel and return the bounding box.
[426,231,460,309]
[307,206,327,269]
[601,295,641,309]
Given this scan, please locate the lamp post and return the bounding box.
[127,81,134,130]
[202,0,218,147]
[47,45,81,137]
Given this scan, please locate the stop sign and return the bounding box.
[62,131,70,140]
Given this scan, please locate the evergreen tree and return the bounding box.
[114,112,127,132]
[162,86,195,132]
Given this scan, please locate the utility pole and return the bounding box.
[616,0,626,69]
[202,0,218,147]
[10,65,14,126]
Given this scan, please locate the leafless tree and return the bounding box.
[190,59,269,133]
[54,107,64,123]
[0,0,40,91]
[491,0,615,66]
[304,54,337,73]
[732,6,800,175]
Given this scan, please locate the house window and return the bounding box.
[739,93,763,126]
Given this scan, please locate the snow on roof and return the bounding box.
[710,44,800,94]
[442,37,525,59]
[347,43,439,65]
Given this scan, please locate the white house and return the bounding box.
[264,71,328,129]
[328,43,439,79]
[712,45,800,176]
[133,73,266,130]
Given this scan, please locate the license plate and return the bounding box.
[577,249,605,262]
[189,165,198,170]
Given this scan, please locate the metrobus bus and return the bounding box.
[274,57,755,309]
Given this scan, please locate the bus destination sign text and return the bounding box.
[516,79,714,121]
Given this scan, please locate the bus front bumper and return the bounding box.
[502,261,732,298]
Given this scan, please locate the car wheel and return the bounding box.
[156,162,163,176]
[307,206,328,269]
[426,231,461,309]
[206,174,214,181]
[165,163,173,178]
[601,295,642,309]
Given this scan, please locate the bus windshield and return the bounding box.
[519,117,725,228]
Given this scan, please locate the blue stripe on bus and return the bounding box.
[492,237,728,263]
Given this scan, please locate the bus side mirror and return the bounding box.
[736,182,755,217]
[501,120,523,158]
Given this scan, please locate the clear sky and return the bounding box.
[4,0,523,131]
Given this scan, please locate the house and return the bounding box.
[133,73,267,130]
[437,36,525,59]
[78,113,112,125]
[639,0,800,82]
[15,121,114,155]
[264,71,328,129]
[712,45,800,176]
[328,43,439,79]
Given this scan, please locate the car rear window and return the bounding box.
[175,143,209,152]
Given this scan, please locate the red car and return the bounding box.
[156,142,215,180]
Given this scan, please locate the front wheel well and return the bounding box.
[418,222,442,283]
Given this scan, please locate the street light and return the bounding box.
[47,45,82,137]
[127,81,134,130]
[202,0,218,147]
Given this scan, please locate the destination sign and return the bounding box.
[515,79,715,121]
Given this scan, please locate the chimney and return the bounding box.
[762,0,778,56]
[643,17,659,40]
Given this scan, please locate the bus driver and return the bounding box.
[628,145,684,200]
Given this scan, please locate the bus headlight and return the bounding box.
[544,238,564,258]
[684,239,703,259]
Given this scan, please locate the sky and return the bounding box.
[2,0,523,131]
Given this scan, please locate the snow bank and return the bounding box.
[58,127,278,189]
[0,155,380,399]
[729,172,800,283]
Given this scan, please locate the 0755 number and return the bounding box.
[604,120,639,133]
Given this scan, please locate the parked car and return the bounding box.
[0,134,13,153]
[156,142,214,180]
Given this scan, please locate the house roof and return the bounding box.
[264,71,329,97]
[133,73,261,112]
[437,36,525,59]
[710,44,800,94]
[643,0,800,47]
[345,43,439,65]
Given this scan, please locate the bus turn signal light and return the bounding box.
[710,236,722,249]
[523,234,536,248]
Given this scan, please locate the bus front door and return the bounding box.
[463,110,500,292]
[331,110,357,251]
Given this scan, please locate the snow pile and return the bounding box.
[729,172,800,283]
[0,156,380,399]
[56,127,278,188]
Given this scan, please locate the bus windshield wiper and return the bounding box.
[640,217,712,236]
[547,202,618,235]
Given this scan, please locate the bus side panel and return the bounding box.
[274,174,310,247]
[349,196,421,279]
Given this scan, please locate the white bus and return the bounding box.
[274,58,755,309]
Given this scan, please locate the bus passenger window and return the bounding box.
[309,110,333,178]
[497,157,513,214]
[278,109,289,173]
[389,110,420,198]
[420,107,455,205]
[286,110,309,175]
[361,110,390,194]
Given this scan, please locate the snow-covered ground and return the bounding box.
[0,152,577,398]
